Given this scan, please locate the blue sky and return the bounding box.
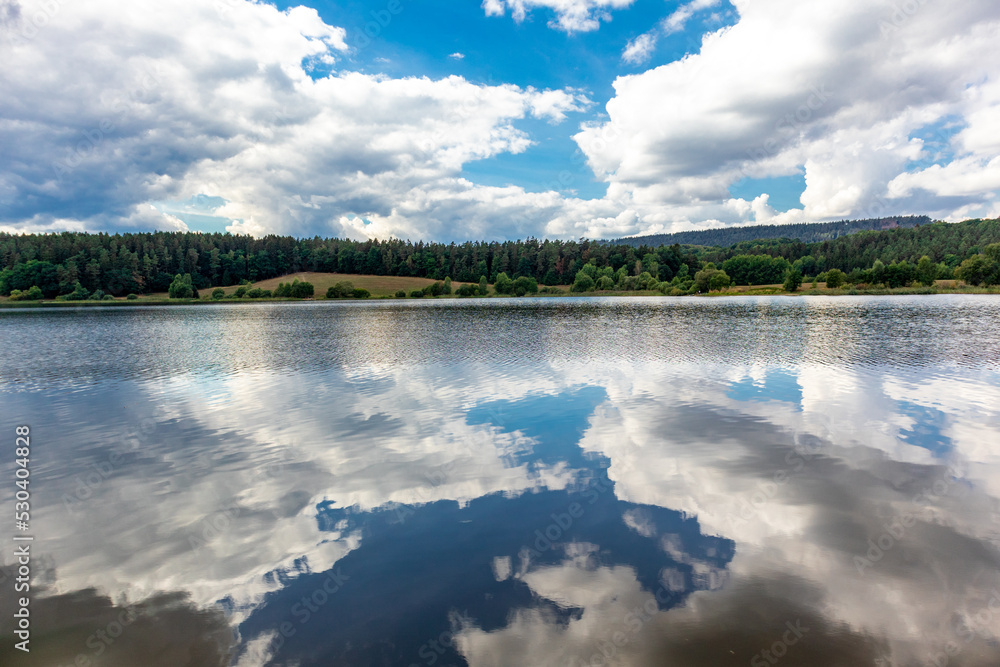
[256,0,740,205]
[1,0,999,241]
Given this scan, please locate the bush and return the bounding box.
[63,281,90,301]
[102,294,115,301]
[233,285,248,298]
[824,269,846,289]
[289,279,314,299]
[409,289,424,298]
[443,277,452,295]
[352,289,371,299]
[955,254,999,286]
[247,287,265,298]
[126,293,139,300]
[326,281,355,299]
[916,256,938,286]
[721,254,792,286]
[212,288,226,300]
[512,276,538,296]
[694,265,731,292]
[493,272,514,295]
[595,276,616,291]
[168,274,196,299]
[783,268,803,292]
[8,286,43,301]
[395,290,406,298]
[90,289,106,301]
[455,284,476,297]
[169,275,194,299]
[571,271,595,292]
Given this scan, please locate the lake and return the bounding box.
[2,296,1000,667]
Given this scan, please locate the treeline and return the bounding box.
[699,218,1000,274]
[1,218,999,298]
[0,231,698,297]
[611,216,930,248]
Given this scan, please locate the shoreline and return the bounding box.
[3,285,999,308]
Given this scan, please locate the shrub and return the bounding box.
[64,281,90,301]
[493,272,514,295]
[90,289,106,301]
[233,285,248,298]
[571,271,595,292]
[595,276,615,291]
[955,254,998,286]
[326,281,355,299]
[409,289,424,298]
[783,268,803,292]
[102,294,115,301]
[212,288,226,300]
[916,256,938,286]
[126,293,139,300]
[512,276,538,296]
[289,279,314,298]
[168,274,196,299]
[247,287,265,298]
[824,269,846,289]
[8,287,42,301]
[395,290,406,298]
[443,277,452,295]
[455,284,476,297]
[352,288,371,299]
[694,265,731,292]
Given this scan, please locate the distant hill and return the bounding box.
[611,216,932,249]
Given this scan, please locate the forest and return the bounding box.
[611,215,931,248]
[1,217,999,299]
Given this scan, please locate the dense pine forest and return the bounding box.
[612,216,931,247]
[1,217,999,298]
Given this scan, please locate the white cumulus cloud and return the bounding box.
[0,0,589,240]
[579,0,1000,228]
[481,0,634,33]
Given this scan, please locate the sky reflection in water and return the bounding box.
[1,296,999,667]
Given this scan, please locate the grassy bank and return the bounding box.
[206,272,478,299]
[4,275,1000,308]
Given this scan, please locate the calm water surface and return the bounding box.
[1,296,999,666]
